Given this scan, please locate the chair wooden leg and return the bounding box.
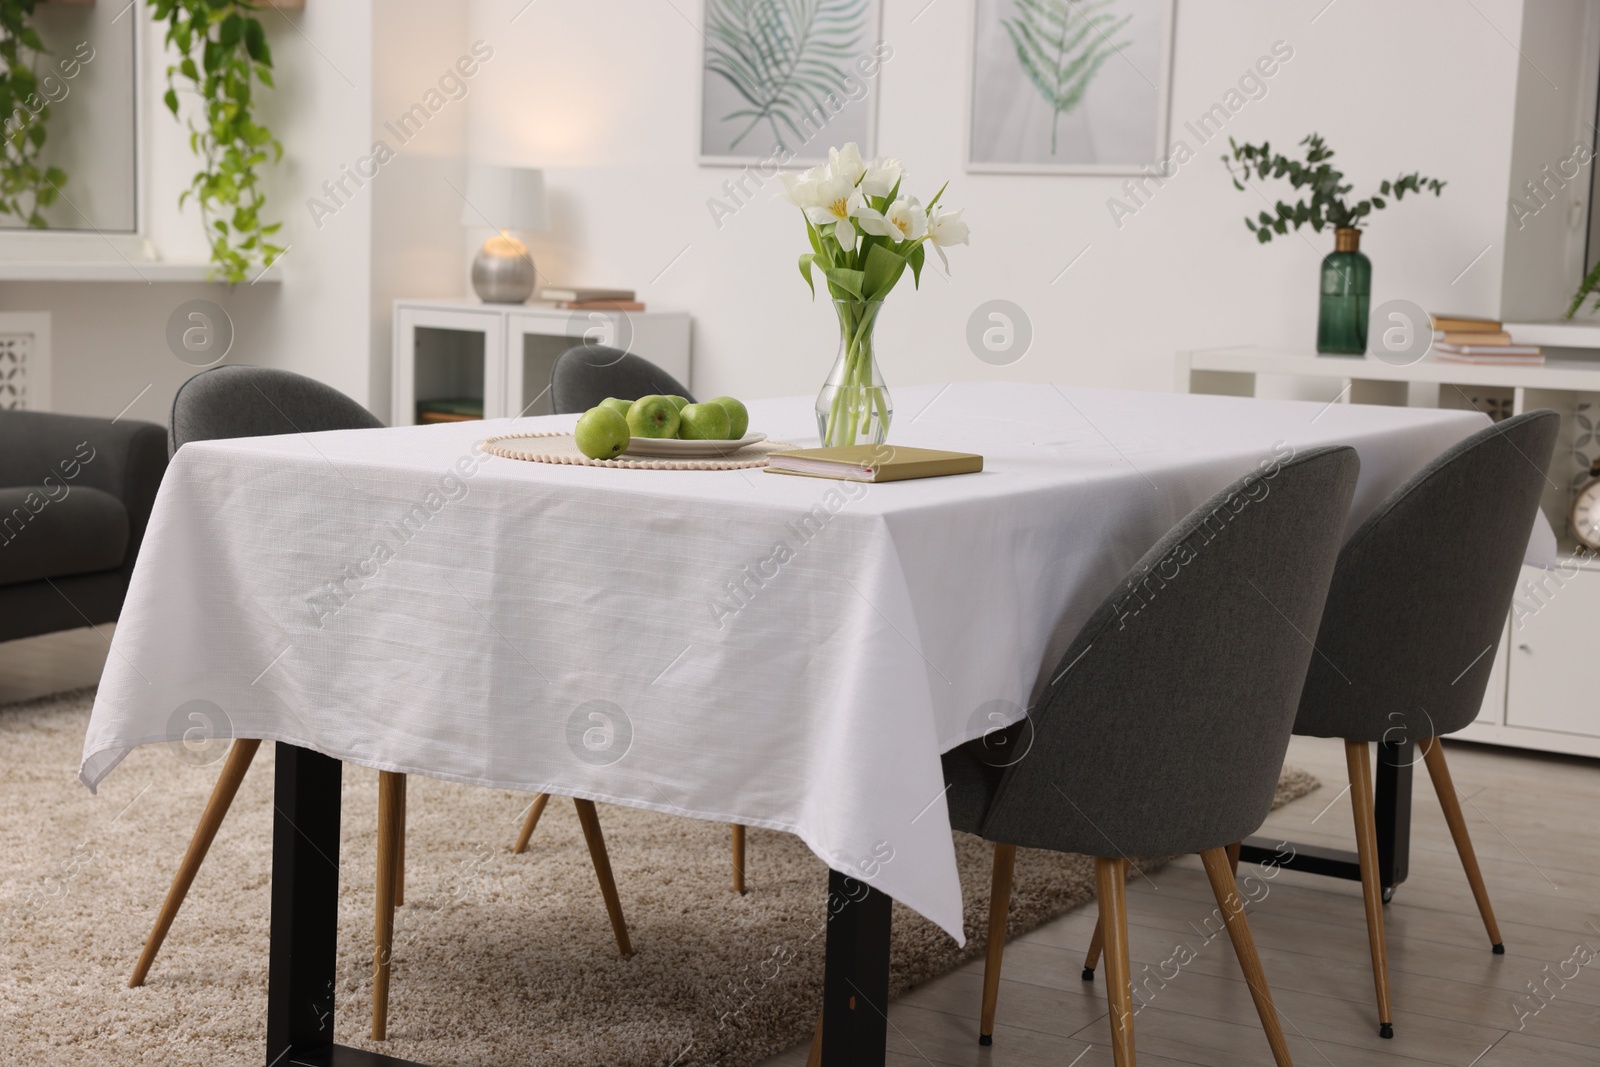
[573,798,633,957]
[129,738,261,988]
[1346,739,1394,1039]
[732,824,747,895]
[805,1009,823,1067]
[373,771,405,1040]
[1200,848,1293,1067]
[512,793,550,854]
[979,843,1016,1045]
[394,780,406,908]
[1421,738,1504,952]
[1084,917,1105,981]
[1095,857,1135,1067]
[1226,840,1241,876]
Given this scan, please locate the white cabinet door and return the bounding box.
[393,307,505,425]
[1505,562,1600,738]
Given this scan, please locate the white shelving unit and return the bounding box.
[1178,344,1600,759]
[393,298,692,427]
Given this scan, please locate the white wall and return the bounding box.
[466,0,1530,402]
[0,1,375,424]
[368,1,474,425]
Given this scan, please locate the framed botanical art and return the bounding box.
[968,0,1175,174]
[699,0,887,167]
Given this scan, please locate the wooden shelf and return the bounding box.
[1181,347,1600,392]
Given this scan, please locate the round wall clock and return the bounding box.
[1571,460,1600,550]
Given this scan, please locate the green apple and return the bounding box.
[627,395,680,439]
[708,396,749,439]
[598,397,633,419]
[677,402,731,440]
[665,395,690,412]
[574,406,630,459]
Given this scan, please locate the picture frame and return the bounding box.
[966,0,1176,176]
[698,0,887,168]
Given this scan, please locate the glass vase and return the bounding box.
[816,299,893,448]
[1318,227,1371,356]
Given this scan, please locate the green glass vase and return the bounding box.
[1318,228,1371,355]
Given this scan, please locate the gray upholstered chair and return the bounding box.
[132,366,633,1041]
[1291,410,1559,1040]
[549,344,693,415]
[946,445,1362,1066]
[0,410,167,644]
[535,347,752,896]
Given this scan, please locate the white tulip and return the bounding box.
[828,142,866,186]
[777,163,830,207]
[804,175,867,248]
[927,207,970,268]
[884,197,928,242]
[861,156,903,198]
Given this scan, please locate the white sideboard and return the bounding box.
[393,298,692,426]
[1177,343,1600,759]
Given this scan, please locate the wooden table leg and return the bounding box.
[820,869,892,1067]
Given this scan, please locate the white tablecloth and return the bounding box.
[81,381,1547,942]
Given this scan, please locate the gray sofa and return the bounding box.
[0,410,168,643]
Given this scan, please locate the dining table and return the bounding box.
[79,379,1550,1067]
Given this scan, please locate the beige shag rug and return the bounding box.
[0,688,1319,1066]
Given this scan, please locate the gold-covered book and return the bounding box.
[764,445,983,483]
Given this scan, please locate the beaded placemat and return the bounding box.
[481,431,796,470]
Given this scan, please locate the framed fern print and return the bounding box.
[700,0,885,167]
[968,0,1174,174]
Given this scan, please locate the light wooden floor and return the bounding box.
[0,624,115,704]
[756,737,1600,1067]
[7,630,1597,1066]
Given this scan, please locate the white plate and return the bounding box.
[625,432,767,458]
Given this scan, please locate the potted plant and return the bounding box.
[153,0,284,283]
[1223,134,1444,355]
[779,143,969,447]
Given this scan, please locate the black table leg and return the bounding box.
[266,743,423,1067]
[820,869,893,1067]
[1237,739,1414,898]
[1375,739,1413,901]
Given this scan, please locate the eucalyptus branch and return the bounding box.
[1223,132,1445,244]
[154,0,284,282]
[0,0,64,228]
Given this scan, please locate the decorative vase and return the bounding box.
[816,299,893,448]
[1318,227,1371,356]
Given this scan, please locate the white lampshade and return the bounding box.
[460,166,548,232]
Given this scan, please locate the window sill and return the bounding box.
[0,261,281,283]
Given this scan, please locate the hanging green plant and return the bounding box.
[153,0,284,282]
[0,0,66,228]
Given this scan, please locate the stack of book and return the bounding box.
[1430,314,1544,365]
[539,287,645,312]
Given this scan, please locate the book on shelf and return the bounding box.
[1435,348,1545,366]
[1434,330,1513,345]
[1434,341,1542,356]
[538,286,636,303]
[1428,313,1502,333]
[416,398,483,423]
[555,299,646,311]
[764,445,983,483]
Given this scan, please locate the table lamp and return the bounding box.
[461,166,548,303]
